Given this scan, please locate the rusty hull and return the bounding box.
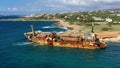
[24,32,106,49]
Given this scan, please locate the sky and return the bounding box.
[0,0,120,15]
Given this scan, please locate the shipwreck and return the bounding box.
[24,25,107,49]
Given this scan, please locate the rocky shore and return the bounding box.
[56,19,84,36]
[56,19,120,42]
[97,32,120,42]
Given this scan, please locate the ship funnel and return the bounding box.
[30,25,35,37]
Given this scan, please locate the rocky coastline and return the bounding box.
[56,19,120,42]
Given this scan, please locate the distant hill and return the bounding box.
[107,8,120,11]
[2,8,120,23]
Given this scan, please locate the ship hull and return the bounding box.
[24,32,107,49]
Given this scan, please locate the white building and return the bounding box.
[105,18,112,23]
[77,17,80,20]
[92,17,104,21]
[64,16,67,18]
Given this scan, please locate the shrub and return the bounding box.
[101,27,113,31]
[85,23,92,26]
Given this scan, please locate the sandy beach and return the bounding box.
[56,19,120,42]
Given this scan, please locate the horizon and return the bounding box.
[0,0,120,15]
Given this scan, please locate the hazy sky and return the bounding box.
[0,0,120,15]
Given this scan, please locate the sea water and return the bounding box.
[0,21,120,68]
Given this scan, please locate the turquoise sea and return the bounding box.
[0,21,120,68]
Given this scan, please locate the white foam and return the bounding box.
[43,26,68,31]
[35,30,42,33]
[62,27,68,30]
[43,26,55,29]
[13,42,32,46]
[57,31,64,34]
[58,26,68,30]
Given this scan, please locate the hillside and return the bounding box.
[17,9,120,22]
[1,9,120,32]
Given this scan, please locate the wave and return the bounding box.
[43,26,68,30]
[13,42,33,46]
[35,30,64,34]
[35,30,42,33]
[57,31,64,34]
[43,26,56,29]
[59,27,68,30]
[35,30,51,34]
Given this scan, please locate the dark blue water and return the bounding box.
[0,15,22,19]
[0,21,120,68]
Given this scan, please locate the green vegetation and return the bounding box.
[9,9,120,24]
[101,27,113,31]
[11,10,120,25]
[4,9,120,32]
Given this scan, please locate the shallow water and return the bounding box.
[0,21,120,68]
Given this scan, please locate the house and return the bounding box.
[105,18,112,23]
[92,16,104,21]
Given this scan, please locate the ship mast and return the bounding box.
[91,23,94,33]
[30,25,35,37]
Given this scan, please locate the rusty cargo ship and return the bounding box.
[24,25,106,49]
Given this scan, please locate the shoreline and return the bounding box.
[55,19,84,36]
[0,19,59,22]
[1,19,120,42]
[55,19,120,42]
